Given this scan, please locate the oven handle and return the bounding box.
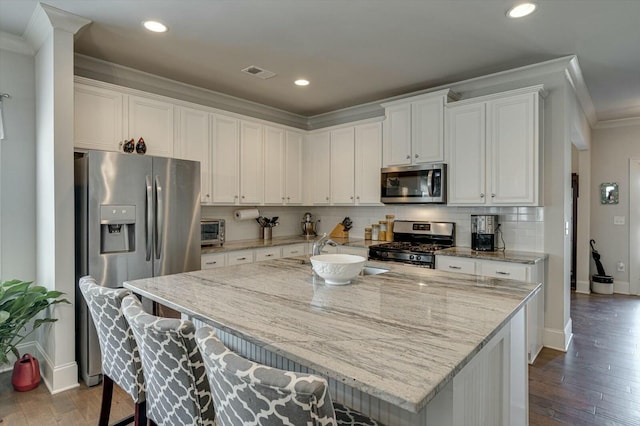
[426,170,434,196]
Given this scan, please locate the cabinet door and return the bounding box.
[177,107,210,203]
[355,122,382,205]
[488,93,539,205]
[284,131,303,204]
[479,260,530,282]
[264,126,285,204]
[128,95,174,157]
[255,247,282,262]
[239,121,264,204]
[227,250,254,265]
[447,103,487,205]
[306,132,331,204]
[282,244,306,257]
[383,104,411,166]
[330,127,356,204]
[201,253,226,269]
[211,114,239,204]
[435,255,477,275]
[412,96,445,163]
[74,84,123,152]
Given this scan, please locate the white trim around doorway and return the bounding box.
[630,158,640,296]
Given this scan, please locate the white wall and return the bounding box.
[591,121,640,293]
[0,47,37,282]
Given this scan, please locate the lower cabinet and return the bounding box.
[227,250,255,266]
[201,252,226,270]
[202,243,310,270]
[255,247,282,262]
[436,255,545,364]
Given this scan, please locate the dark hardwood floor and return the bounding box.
[0,292,638,425]
[530,292,640,425]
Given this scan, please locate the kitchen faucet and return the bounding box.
[312,233,338,256]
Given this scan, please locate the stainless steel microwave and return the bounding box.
[381,163,447,204]
[201,218,225,246]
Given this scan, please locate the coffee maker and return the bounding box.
[471,215,498,251]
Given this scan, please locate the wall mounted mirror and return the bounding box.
[600,182,619,204]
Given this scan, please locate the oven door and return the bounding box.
[381,164,446,204]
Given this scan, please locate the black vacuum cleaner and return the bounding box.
[590,239,614,294]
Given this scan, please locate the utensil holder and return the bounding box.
[262,226,272,240]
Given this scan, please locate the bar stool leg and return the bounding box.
[98,375,114,426]
[134,401,147,426]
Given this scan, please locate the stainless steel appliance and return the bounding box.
[368,220,455,268]
[471,215,498,251]
[301,212,318,237]
[381,163,446,204]
[75,151,200,386]
[201,218,225,246]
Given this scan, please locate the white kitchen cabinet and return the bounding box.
[282,244,306,257]
[264,126,285,204]
[128,95,175,157]
[74,83,124,152]
[305,132,331,205]
[201,252,226,270]
[226,250,254,266]
[239,121,264,204]
[210,114,240,204]
[264,128,303,205]
[330,127,356,204]
[382,89,455,167]
[447,86,543,206]
[176,106,210,203]
[354,122,383,205]
[284,131,303,204]
[436,254,545,364]
[255,247,282,262]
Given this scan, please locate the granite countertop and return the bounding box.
[124,257,540,413]
[435,247,547,264]
[202,235,384,253]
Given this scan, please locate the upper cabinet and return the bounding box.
[263,128,303,205]
[210,114,240,204]
[283,131,303,204]
[354,122,383,205]
[74,83,124,152]
[176,106,210,203]
[304,132,331,205]
[239,121,264,204]
[382,89,457,167]
[446,86,543,206]
[128,95,174,157]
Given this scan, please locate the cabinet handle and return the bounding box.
[265,254,273,257]
[287,197,290,201]
[282,197,285,200]
[406,155,411,159]
[205,261,217,265]
[496,271,511,276]
[350,196,354,200]
[415,154,419,158]
[234,195,238,199]
[480,193,485,198]
[491,193,496,198]
[448,265,462,270]
[237,257,247,261]
[356,196,360,200]
[241,195,245,199]
[290,251,299,254]
[326,196,329,201]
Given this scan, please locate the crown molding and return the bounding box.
[0,31,34,56]
[565,56,598,127]
[24,3,90,52]
[594,116,640,129]
[74,54,308,130]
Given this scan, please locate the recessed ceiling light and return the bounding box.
[295,79,310,86]
[506,2,537,18]
[143,20,168,33]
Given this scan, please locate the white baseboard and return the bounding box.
[614,281,630,295]
[575,280,590,294]
[37,341,79,394]
[543,318,573,352]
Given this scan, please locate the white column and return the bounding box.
[24,3,90,393]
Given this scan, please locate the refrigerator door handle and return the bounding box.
[155,176,164,260]
[146,175,153,261]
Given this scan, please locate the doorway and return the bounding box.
[630,158,640,295]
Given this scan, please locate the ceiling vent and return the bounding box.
[241,65,276,79]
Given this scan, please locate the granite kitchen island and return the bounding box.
[124,257,540,426]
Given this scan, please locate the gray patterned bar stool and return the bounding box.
[195,326,381,426]
[121,295,216,426]
[78,276,146,426]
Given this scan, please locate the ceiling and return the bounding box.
[1,0,639,122]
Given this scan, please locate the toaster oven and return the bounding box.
[201,218,225,246]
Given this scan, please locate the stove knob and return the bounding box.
[416,255,422,261]
[409,255,415,260]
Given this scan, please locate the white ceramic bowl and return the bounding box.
[310,254,366,285]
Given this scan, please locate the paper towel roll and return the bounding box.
[234,209,260,220]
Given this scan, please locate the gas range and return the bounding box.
[368,221,455,268]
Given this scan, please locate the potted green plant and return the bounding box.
[0,279,69,390]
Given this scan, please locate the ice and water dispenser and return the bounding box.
[100,205,136,253]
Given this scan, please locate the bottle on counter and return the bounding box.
[378,220,387,241]
[385,214,395,241]
[364,227,372,240]
[371,224,380,241]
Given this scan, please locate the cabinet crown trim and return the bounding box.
[381,88,459,108]
[446,85,546,108]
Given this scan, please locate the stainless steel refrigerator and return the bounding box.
[75,150,201,386]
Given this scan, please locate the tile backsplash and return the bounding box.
[201,205,544,253]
